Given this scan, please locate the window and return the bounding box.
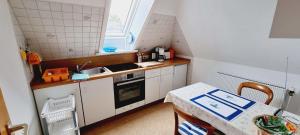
[102,0,155,53]
[106,0,137,36]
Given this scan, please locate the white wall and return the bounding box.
[176,0,300,75]
[191,57,300,114]
[174,0,300,114]
[0,0,41,134]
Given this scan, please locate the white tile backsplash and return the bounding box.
[63,12,73,20]
[62,4,73,12]
[13,8,28,17]
[37,1,50,10]
[52,11,63,19]
[9,0,105,60]
[17,17,30,24]
[50,2,61,11]
[21,24,33,31]
[23,0,38,9]
[64,19,73,26]
[9,0,24,8]
[83,6,92,14]
[73,13,83,20]
[32,26,44,32]
[137,13,176,51]
[39,11,52,18]
[27,9,40,17]
[73,5,83,13]
[42,19,53,25]
[30,18,42,25]
[53,19,64,26]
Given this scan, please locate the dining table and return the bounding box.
[164,82,300,135]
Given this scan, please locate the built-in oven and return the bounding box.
[113,71,145,109]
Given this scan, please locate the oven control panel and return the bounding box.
[113,71,145,83]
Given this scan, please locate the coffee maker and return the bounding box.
[157,47,166,62]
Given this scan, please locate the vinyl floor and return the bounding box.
[81,102,175,135]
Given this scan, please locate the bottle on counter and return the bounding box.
[169,48,175,59]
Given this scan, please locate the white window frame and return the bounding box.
[106,0,139,37]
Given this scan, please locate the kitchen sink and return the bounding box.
[80,67,111,76]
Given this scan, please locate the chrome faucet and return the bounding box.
[76,60,92,73]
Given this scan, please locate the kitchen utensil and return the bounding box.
[164,52,171,59]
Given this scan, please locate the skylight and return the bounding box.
[106,0,135,36]
[101,0,155,54]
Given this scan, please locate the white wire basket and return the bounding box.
[48,115,79,135]
[41,95,76,124]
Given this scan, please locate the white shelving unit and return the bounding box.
[41,95,80,135]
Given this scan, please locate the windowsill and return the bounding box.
[98,49,138,55]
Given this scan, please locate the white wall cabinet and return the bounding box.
[80,77,115,125]
[159,66,174,99]
[173,64,188,89]
[145,69,160,104]
[34,83,85,129]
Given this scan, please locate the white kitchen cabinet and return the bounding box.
[80,77,115,125]
[145,69,161,104]
[173,64,188,89]
[159,66,174,99]
[145,68,161,78]
[34,83,85,129]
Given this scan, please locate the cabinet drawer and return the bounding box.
[145,68,161,78]
[160,66,174,75]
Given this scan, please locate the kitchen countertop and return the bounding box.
[31,57,190,90]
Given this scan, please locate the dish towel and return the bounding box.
[72,73,89,80]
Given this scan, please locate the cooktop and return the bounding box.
[106,63,141,72]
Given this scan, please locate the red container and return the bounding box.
[169,48,175,59]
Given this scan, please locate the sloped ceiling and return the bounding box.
[171,21,193,57]
[175,0,300,74]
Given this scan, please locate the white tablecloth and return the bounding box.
[165,82,300,135]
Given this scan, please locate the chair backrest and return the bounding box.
[173,105,215,135]
[237,82,274,105]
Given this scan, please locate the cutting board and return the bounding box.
[136,61,163,67]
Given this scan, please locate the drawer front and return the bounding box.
[145,68,161,78]
[161,66,174,75]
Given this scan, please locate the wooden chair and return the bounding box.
[173,105,215,135]
[237,82,274,105]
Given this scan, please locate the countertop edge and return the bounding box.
[31,58,190,90]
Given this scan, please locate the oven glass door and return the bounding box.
[114,78,145,108]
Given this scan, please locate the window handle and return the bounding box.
[128,32,135,44]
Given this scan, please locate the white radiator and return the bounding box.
[215,72,286,108]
